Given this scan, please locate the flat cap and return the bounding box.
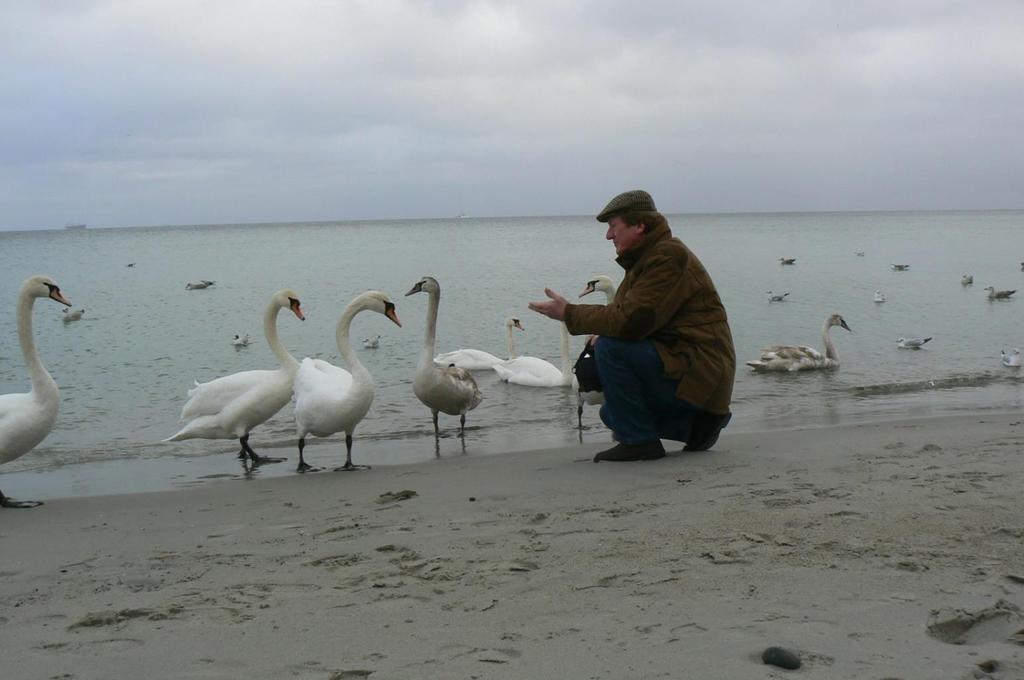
[596,189,657,223]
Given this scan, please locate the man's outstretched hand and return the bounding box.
[528,288,568,321]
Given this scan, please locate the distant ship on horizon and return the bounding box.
[64,223,87,230]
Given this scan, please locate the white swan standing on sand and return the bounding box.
[165,289,305,464]
[434,317,524,371]
[1000,349,1021,367]
[232,333,250,347]
[873,290,886,303]
[185,280,215,290]
[575,275,618,427]
[985,286,1016,300]
[747,314,852,372]
[897,336,931,349]
[293,292,402,472]
[362,335,381,349]
[493,322,574,387]
[62,308,85,322]
[961,274,974,286]
[0,275,72,508]
[406,276,483,436]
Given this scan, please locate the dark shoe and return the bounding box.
[683,411,731,452]
[593,440,666,462]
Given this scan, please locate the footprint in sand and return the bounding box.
[926,600,1024,645]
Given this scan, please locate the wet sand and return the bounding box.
[3,414,1024,679]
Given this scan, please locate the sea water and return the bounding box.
[1,211,1021,498]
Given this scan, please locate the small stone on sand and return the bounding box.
[762,646,801,670]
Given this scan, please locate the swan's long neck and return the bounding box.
[559,323,572,383]
[506,323,518,359]
[17,286,57,397]
[603,287,617,304]
[263,302,298,372]
[336,302,370,382]
[421,288,440,364]
[822,320,838,361]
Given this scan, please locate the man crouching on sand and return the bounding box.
[529,189,736,462]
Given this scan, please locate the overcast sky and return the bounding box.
[1,1,1021,230]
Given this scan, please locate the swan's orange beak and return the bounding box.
[579,282,596,298]
[384,302,401,328]
[513,319,524,331]
[290,300,306,321]
[49,289,71,307]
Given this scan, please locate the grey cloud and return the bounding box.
[1,1,1022,229]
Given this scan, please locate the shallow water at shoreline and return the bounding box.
[2,210,1023,499]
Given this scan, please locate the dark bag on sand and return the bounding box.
[573,340,602,393]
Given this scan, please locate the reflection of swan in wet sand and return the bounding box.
[1,275,73,508]
[434,318,524,371]
[165,289,305,465]
[747,314,852,372]
[406,276,483,436]
[293,292,401,472]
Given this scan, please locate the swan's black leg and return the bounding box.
[241,434,284,465]
[432,411,440,437]
[577,404,584,430]
[459,413,466,437]
[0,490,43,509]
[335,433,370,471]
[296,437,318,473]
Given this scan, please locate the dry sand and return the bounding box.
[3,414,1024,680]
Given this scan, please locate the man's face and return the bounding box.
[605,216,646,256]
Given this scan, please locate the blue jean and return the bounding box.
[595,337,698,445]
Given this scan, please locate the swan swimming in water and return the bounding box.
[891,264,910,271]
[362,335,381,349]
[434,318,524,371]
[1002,349,1021,367]
[406,276,483,436]
[897,337,931,349]
[779,257,796,265]
[165,289,305,465]
[186,280,215,290]
[493,322,574,387]
[766,291,789,303]
[985,286,1016,300]
[747,314,852,372]
[0,275,72,508]
[293,292,402,472]
[62,308,85,322]
[873,290,886,303]
[961,274,973,286]
[232,333,251,347]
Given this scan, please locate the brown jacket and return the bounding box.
[564,222,736,415]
